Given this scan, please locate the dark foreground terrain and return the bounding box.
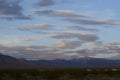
[0,69,120,80]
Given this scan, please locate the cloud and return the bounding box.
[18,24,54,31]
[64,18,120,25]
[68,25,99,32]
[78,33,98,42]
[82,41,102,47]
[34,10,89,18]
[73,42,120,57]
[0,16,31,20]
[0,0,22,15]
[73,48,112,57]
[0,0,31,20]
[0,41,120,60]
[23,37,38,41]
[36,0,55,7]
[0,39,22,46]
[48,32,79,39]
[55,40,83,49]
[74,48,97,56]
[55,42,120,59]
[100,42,120,53]
[49,32,98,42]
[26,46,50,51]
[35,0,71,7]
[0,45,66,60]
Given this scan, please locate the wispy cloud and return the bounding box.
[18,24,54,31]
[34,10,89,18]
[64,18,120,25]
[67,25,99,32]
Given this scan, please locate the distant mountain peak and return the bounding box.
[0,53,37,69]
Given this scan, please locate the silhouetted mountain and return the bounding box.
[31,57,120,68]
[0,53,37,69]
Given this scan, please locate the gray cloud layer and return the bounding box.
[0,0,31,20]
[36,0,55,7]
[49,32,98,42]
[35,0,70,7]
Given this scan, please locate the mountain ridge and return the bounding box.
[0,53,120,69]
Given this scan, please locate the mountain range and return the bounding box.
[0,53,120,69]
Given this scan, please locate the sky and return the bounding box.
[0,0,120,60]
